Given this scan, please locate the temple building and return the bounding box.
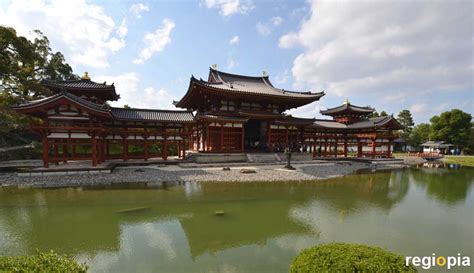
[13,67,403,167]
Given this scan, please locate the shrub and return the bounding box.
[290,243,417,272]
[0,250,87,272]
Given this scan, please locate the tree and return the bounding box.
[369,111,380,118]
[397,110,414,140]
[0,26,78,142]
[379,111,388,117]
[409,123,430,148]
[429,109,472,150]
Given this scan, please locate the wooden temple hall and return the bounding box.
[13,67,403,167]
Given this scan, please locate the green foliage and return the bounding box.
[379,110,388,117]
[0,250,87,272]
[0,26,78,142]
[290,243,417,273]
[429,109,472,149]
[398,110,415,140]
[409,123,430,148]
[368,111,379,118]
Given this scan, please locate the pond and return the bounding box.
[0,167,473,272]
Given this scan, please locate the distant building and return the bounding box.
[421,141,454,154]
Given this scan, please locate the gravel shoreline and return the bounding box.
[0,162,391,188]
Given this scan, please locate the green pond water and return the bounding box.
[0,167,473,272]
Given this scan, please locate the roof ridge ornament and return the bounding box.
[81,72,91,80]
[343,98,349,105]
[262,70,268,77]
[211,64,218,70]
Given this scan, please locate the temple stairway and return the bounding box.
[246,153,282,163]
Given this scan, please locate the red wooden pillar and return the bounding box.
[42,134,49,168]
[241,123,245,152]
[53,142,59,165]
[106,140,109,159]
[343,138,348,157]
[324,141,328,156]
[334,139,338,157]
[206,123,210,152]
[220,122,224,152]
[91,134,97,166]
[97,139,101,164]
[144,139,149,161]
[372,138,377,158]
[387,141,392,158]
[285,126,289,147]
[357,140,363,157]
[182,140,186,160]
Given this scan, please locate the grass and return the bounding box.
[442,155,474,167]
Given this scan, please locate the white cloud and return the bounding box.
[133,19,175,64]
[279,0,473,121]
[204,0,254,17]
[227,56,238,69]
[256,16,284,36]
[229,35,240,45]
[117,19,128,39]
[271,16,283,26]
[95,73,176,109]
[130,3,150,18]
[0,0,127,69]
[409,103,428,115]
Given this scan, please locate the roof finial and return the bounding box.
[262,70,268,77]
[211,64,218,70]
[82,72,91,80]
[343,98,349,105]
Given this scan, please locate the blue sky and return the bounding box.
[1,0,472,123]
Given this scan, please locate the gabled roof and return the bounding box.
[111,108,194,123]
[320,102,374,116]
[42,79,120,101]
[175,67,325,109]
[13,91,111,116]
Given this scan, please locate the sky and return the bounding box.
[1,0,472,124]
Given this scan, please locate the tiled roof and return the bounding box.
[175,68,325,109]
[13,91,110,113]
[42,79,120,101]
[201,68,325,99]
[274,116,316,126]
[196,114,248,122]
[43,79,114,89]
[320,103,374,116]
[309,116,403,130]
[111,108,194,122]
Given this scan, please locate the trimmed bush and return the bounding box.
[0,250,87,272]
[290,243,417,272]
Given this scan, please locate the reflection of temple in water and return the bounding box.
[0,173,412,257]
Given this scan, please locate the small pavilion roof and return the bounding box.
[42,79,120,101]
[175,67,324,109]
[111,108,194,123]
[320,100,374,116]
[13,91,111,115]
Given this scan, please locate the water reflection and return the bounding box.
[0,167,472,273]
[411,166,474,205]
